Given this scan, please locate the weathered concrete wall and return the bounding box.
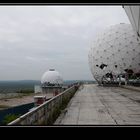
[8,84,80,125]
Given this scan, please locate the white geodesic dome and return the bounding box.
[88,23,140,84]
[41,69,63,85]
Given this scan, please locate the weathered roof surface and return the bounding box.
[55,84,140,125]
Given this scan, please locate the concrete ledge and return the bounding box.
[8,84,80,125]
[120,85,140,92]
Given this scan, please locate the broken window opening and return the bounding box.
[99,63,108,69]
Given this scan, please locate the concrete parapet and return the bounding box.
[8,84,80,125]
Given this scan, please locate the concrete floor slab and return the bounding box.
[54,84,140,125]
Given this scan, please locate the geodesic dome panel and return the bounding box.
[88,23,140,84]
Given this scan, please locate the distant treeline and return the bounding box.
[63,80,96,85]
[0,80,96,93]
[16,89,34,93]
[0,80,40,93]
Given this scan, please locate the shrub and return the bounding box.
[2,114,20,125]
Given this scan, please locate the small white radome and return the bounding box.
[41,69,63,85]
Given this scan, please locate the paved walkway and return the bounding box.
[55,84,140,125]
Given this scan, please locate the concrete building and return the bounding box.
[34,85,42,94]
[123,6,140,40]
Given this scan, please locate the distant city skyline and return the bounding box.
[0,6,130,80]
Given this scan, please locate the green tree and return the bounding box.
[2,114,20,125]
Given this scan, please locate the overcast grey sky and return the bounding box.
[0,6,130,81]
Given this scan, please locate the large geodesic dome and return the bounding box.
[41,69,63,86]
[88,23,140,84]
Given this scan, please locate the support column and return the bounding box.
[119,75,121,86]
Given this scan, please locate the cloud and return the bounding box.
[0,6,130,80]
